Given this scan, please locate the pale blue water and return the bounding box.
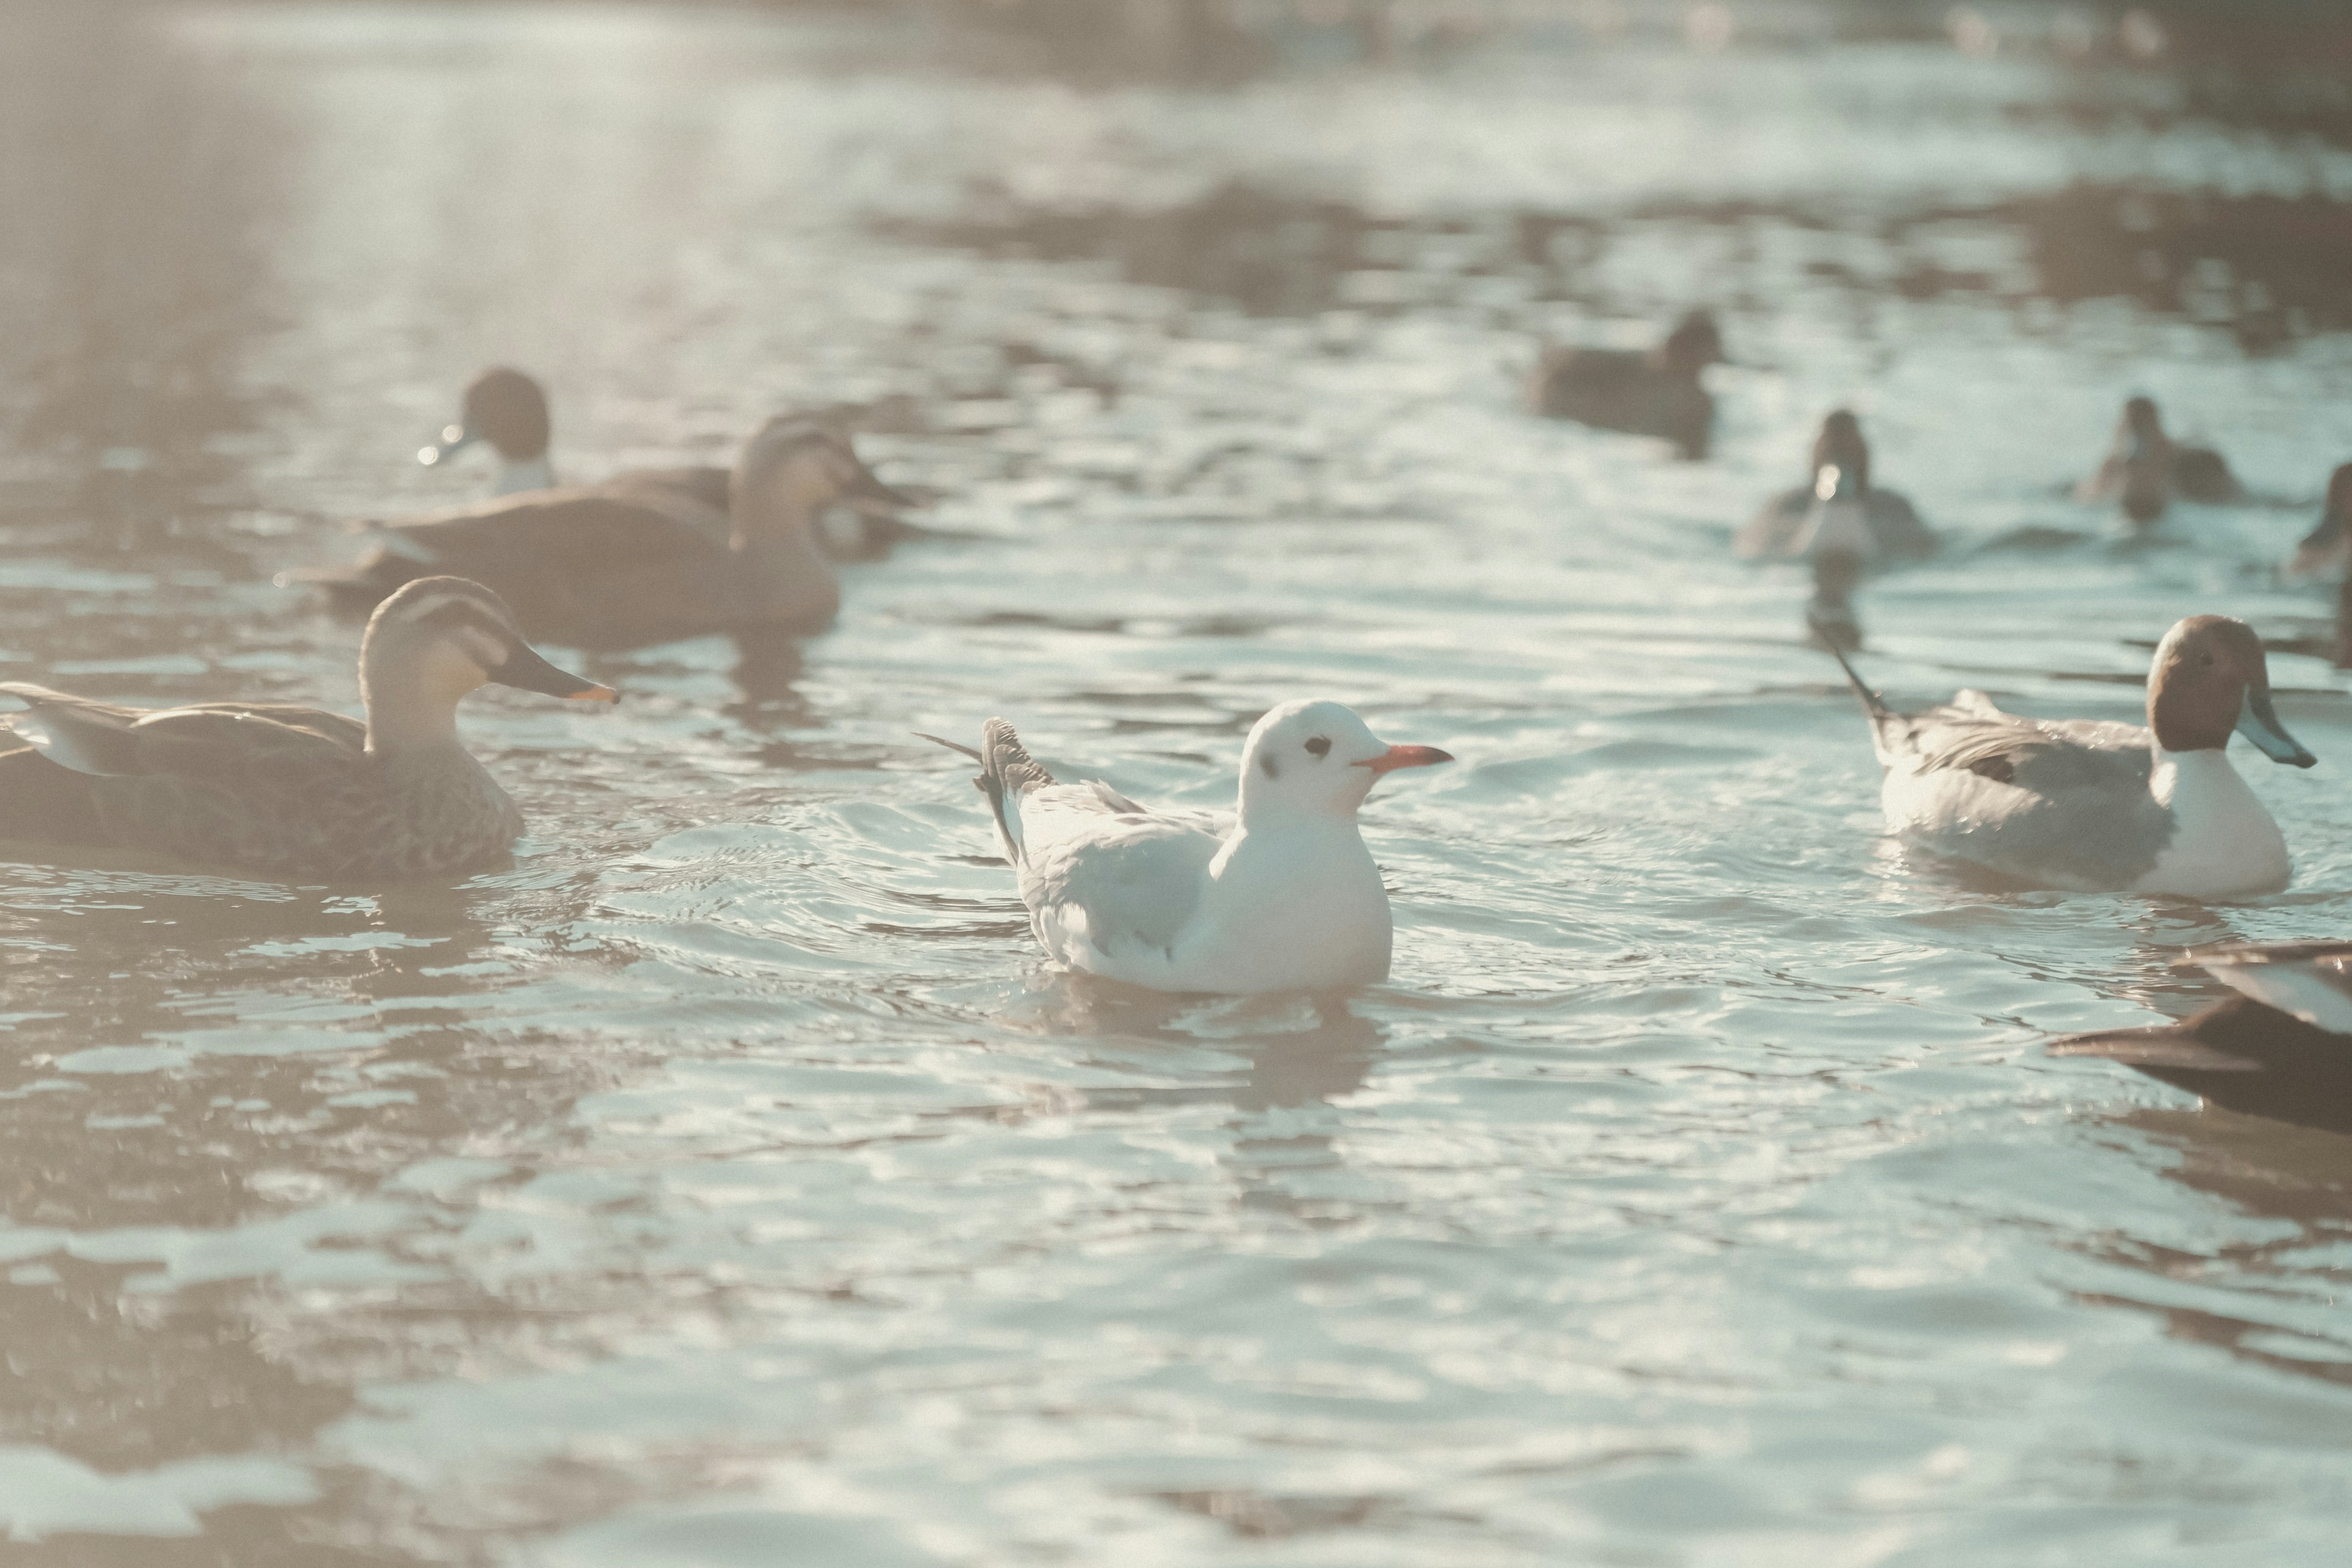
[3,4,2352,1564]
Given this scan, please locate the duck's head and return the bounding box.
[360,576,614,734]
[731,415,912,543]
[1659,311,1724,375]
[420,367,551,469]
[2119,394,2166,453]
[2147,614,2314,766]
[1237,699,1452,821]
[2290,461,2352,576]
[1811,409,1870,492]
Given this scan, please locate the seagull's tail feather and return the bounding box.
[975,718,1054,867]
[913,732,982,763]
[1822,639,1907,767]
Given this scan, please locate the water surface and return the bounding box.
[4,4,2352,1563]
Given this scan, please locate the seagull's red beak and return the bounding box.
[1355,744,1453,774]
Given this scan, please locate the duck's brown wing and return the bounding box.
[605,464,731,516]
[299,491,731,635]
[2,687,379,871]
[369,489,723,570]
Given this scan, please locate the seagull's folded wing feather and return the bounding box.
[1018,786,1228,959]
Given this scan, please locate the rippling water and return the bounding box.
[5,4,2352,1562]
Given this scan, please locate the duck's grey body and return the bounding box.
[1859,690,2179,889]
[1740,485,1934,562]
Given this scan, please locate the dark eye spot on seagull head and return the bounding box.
[1305,737,1330,759]
[1261,753,1280,781]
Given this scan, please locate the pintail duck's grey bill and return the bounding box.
[1355,744,1453,774]
[418,423,478,468]
[2237,688,2316,768]
[496,644,617,703]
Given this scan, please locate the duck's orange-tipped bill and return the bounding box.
[1357,743,1453,774]
[495,643,617,704]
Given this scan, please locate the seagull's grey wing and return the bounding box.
[1020,802,1224,958]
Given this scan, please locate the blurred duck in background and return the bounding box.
[420,366,560,497]
[2051,942,2352,1137]
[1737,412,1935,652]
[418,367,916,559]
[2260,462,2352,670]
[293,415,910,650]
[1739,411,1935,562]
[0,578,612,880]
[1525,308,1721,458]
[2075,394,2239,524]
[1829,614,2316,897]
[2285,461,2352,579]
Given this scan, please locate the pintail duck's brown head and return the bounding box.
[2146,614,2313,766]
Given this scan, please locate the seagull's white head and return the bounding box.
[1237,699,1452,821]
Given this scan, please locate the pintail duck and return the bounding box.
[1526,309,1721,459]
[2075,395,2239,524]
[2286,461,2352,580]
[0,577,612,880]
[922,700,1452,994]
[1739,410,1935,564]
[420,366,561,497]
[2051,941,2352,1136]
[292,415,910,650]
[1829,615,2317,896]
[1738,412,1936,652]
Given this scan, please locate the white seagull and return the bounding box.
[924,699,1452,994]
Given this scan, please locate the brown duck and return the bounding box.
[415,368,912,557]
[293,415,910,649]
[2075,395,2238,524]
[0,577,613,880]
[1525,309,1722,459]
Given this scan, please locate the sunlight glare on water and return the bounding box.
[2,2,2352,1562]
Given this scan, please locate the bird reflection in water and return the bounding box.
[1012,979,1385,1218]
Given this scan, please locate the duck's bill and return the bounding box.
[418,423,478,468]
[2237,688,2316,767]
[497,645,618,703]
[844,461,916,509]
[1356,744,1453,774]
[2290,509,2346,576]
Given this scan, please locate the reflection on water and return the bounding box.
[6,1,2352,1563]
